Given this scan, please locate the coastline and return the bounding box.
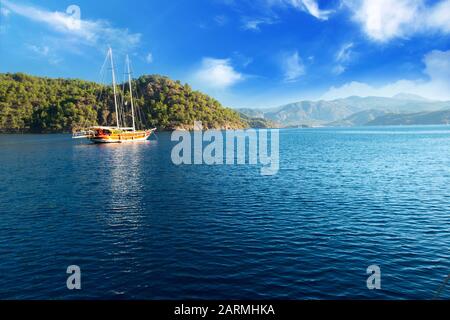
[2,123,450,135]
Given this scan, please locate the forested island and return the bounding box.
[0,73,271,133]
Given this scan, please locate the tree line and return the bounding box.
[0,73,250,133]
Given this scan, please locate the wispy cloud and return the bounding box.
[332,65,346,76]
[322,50,450,100]
[267,0,334,20]
[242,16,278,31]
[27,44,50,56]
[0,6,11,33]
[232,52,253,68]
[214,15,229,26]
[2,0,141,52]
[333,42,354,75]
[1,7,11,17]
[223,0,333,33]
[226,0,450,38]
[145,52,153,64]
[336,42,354,63]
[281,51,305,82]
[288,0,333,20]
[193,58,244,89]
[26,44,62,65]
[343,0,450,42]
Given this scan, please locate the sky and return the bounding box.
[1,0,450,108]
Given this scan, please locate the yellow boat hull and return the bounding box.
[89,129,154,144]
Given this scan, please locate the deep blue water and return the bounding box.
[0,126,449,300]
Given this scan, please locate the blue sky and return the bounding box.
[1,0,450,108]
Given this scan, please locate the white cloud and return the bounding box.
[0,7,11,33]
[322,50,450,100]
[26,44,62,65]
[333,42,354,75]
[294,0,333,20]
[343,0,450,42]
[232,52,253,68]
[332,65,346,75]
[145,52,153,64]
[242,17,278,31]
[214,15,228,26]
[194,58,244,89]
[426,0,450,33]
[281,51,305,82]
[28,44,50,56]
[424,49,450,84]
[336,42,354,63]
[2,0,141,51]
[272,0,333,20]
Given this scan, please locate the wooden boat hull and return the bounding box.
[89,129,154,144]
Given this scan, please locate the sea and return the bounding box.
[0,125,449,299]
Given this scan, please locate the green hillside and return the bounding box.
[0,73,248,133]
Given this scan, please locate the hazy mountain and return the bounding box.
[238,94,450,127]
[237,108,266,119]
[367,109,450,126]
[263,101,362,126]
[327,109,390,127]
[391,93,431,102]
[329,96,449,113]
[237,112,276,128]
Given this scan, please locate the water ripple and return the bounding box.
[0,127,449,299]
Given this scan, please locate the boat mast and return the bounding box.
[126,55,136,132]
[109,47,120,128]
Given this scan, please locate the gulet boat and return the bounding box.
[73,48,156,143]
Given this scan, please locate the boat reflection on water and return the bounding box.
[73,139,158,232]
[103,142,149,228]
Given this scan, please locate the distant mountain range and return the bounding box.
[367,109,450,126]
[237,94,450,127]
[328,109,390,127]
